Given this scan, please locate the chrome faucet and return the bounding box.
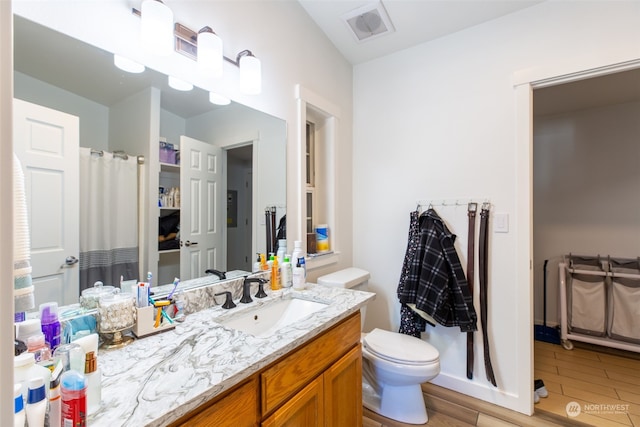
[240,277,268,303]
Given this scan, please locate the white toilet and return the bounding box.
[317,268,440,425]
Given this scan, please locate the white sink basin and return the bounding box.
[221,297,328,337]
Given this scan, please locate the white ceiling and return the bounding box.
[299,0,640,115]
[298,0,545,65]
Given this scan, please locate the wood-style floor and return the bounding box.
[362,340,640,427]
[535,340,640,426]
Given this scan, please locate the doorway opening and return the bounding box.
[226,144,253,272]
[532,67,640,423]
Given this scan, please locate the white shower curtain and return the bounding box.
[79,148,139,292]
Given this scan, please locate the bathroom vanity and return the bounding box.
[88,283,374,426]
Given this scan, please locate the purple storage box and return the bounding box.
[159,142,176,164]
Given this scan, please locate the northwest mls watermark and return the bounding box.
[566,401,630,417]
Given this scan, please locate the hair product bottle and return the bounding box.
[60,370,87,427]
[39,302,61,352]
[271,256,281,290]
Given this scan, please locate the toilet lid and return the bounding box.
[363,328,439,365]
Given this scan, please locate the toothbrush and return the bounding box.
[167,277,180,299]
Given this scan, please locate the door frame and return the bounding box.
[514,57,640,415]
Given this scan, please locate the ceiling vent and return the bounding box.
[342,2,395,43]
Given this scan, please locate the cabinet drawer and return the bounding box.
[261,312,360,415]
[170,377,259,427]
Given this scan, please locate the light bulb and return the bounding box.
[168,76,193,91]
[239,53,261,95]
[113,55,145,73]
[140,0,174,56]
[209,92,231,105]
[197,28,223,78]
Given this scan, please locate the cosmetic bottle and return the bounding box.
[16,318,42,346]
[293,259,306,290]
[53,342,85,373]
[39,302,61,352]
[282,256,293,288]
[84,351,101,414]
[271,256,281,291]
[291,241,303,270]
[14,352,51,403]
[298,257,307,281]
[26,377,48,427]
[60,369,87,427]
[48,360,63,427]
[260,253,268,271]
[277,239,286,265]
[14,383,25,427]
[253,254,261,273]
[26,333,51,363]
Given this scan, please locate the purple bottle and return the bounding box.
[40,302,61,352]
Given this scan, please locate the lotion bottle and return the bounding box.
[14,383,25,427]
[291,241,303,270]
[26,377,47,427]
[293,259,305,290]
[271,256,281,290]
[281,256,293,288]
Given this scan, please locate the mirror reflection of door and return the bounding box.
[226,145,253,272]
[179,136,223,280]
[13,98,80,306]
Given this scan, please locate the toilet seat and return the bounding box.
[363,328,439,366]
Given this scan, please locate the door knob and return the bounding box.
[184,240,198,247]
[61,256,79,268]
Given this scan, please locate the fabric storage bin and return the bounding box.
[159,142,176,164]
[608,275,640,344]
[567,272,607,336]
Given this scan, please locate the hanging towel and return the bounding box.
[13,154,35,312]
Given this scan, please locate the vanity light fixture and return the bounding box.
[140,0,174,56]
[113,54,145,74]
[238,50,262,95]
[209,92,231,106]
[132,4,262,96]
[197,27,223,78]
[168,76,193,91]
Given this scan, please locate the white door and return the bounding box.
[179,136,223,280]
[13,99,80,306]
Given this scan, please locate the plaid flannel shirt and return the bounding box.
[399,209,478,333]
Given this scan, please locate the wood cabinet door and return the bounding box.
[175,378,259,427]
[262,376,324,427]
[324,344,363,427]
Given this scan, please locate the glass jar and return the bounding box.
[96,291,136,333]
[80,282,116,310]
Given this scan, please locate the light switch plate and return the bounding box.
[494,212,509,233]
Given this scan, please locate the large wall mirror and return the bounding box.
[13,15,286,308]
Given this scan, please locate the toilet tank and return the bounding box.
[317,268,370,330]
[317,267,370,290]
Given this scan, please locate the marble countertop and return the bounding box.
[89,283,375,427]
